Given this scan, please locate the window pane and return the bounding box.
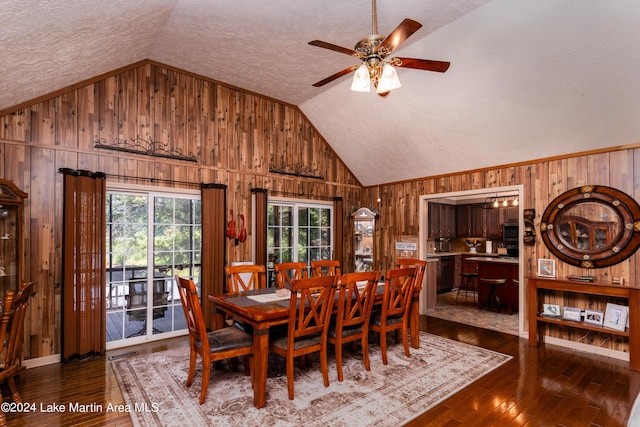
[154,198,174,224]
[298,208,308,226]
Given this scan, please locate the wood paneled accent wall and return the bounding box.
[363,149,640,352]
[2,58,639,360]
[0,61,362,360]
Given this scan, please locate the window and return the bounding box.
[267,200,333,285]
[105,188,201,348]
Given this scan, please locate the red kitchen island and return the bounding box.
[466,256,519,314]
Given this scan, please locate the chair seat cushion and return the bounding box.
[329,324,363,339]
[271,333,322,351]
[208,327,253,353]
[371,313,403,327]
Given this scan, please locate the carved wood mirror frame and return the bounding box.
[540,185,640,268]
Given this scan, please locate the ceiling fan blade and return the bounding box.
[394,57,450,73]
[379,18,423,55]
[308,40,359,57]
[312,66,358,87]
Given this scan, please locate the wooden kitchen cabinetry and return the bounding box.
[484,207,502,238]
[528,276,639,370]
[0,180,27,294]
[456,204,485,237]
[428,202,456,238]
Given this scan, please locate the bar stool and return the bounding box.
[456,272,478,304]
[480,278,506,312]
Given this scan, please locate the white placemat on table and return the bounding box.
[247,292,291,303]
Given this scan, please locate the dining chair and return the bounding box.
[176,276,254,404]
[396,258,426,292]
[329,270,380,382]
[310,259,341,277]
[369,267,416,365]
[225,264,267,292]
[274,261,308,289]
[0,282,34,425]
[269,274,338,400]
[224,263,267,343]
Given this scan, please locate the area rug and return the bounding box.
[111,332,511,427]
[427,290,520,336]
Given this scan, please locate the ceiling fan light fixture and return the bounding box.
[375,64,401,94]
[351,63,371,92]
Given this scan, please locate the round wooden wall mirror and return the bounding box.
[540,185,640,268]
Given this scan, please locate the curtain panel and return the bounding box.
[60,168,106,362]
[200,184,227,329]
[333,197,344,269]
[251,188,268,268]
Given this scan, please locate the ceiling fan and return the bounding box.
[308,0,450,97]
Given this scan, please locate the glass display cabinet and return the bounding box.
[0,180,27,293]
[352,207,376,272]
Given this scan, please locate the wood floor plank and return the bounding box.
[4,317,639,426]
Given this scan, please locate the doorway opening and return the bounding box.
[418,185,525,337]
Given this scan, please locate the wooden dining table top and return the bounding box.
[208,283,386,320]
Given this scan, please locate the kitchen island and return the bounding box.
[466,256,519,314]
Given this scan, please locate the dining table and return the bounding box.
[208,282,420,409]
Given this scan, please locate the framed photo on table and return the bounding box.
[537,258,556,278]
[562,306,582,322]
[584,309,604,326]
[604,303,628,331]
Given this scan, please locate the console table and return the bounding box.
[528,276,640,370]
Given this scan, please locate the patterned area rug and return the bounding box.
[111,332,511,426]
[427,290,520,336]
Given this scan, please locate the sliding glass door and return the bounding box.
[105,189,201,349]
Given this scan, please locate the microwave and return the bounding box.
[502,223,519,242]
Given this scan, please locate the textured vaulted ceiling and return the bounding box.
[2,0,640,186]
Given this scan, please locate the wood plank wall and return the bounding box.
[363,149,640,352]
[1,59,639,360]
[0,61,362,360]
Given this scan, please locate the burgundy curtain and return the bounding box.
[61,168,106,362]
[201,184,227,329]
[333,197,344,269]
[252,188,268,268]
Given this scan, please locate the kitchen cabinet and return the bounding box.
[428,202,456,238]
[453,255,461,289]
[462,254,479,275]
[470,204,485,237]
[457,203,515,239]
[484,207,502,238]
[502,206,518,224]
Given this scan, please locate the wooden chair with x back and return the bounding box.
[329,270,380,382]
[269,274,338,400]
[310,259,341,278]
[176,276,254,404]
[225,264,267,293]
[273,261,308,289]
[369,267,416,365]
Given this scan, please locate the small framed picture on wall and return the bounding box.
[537,258,556,278]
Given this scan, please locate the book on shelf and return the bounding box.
[566,275,596,282]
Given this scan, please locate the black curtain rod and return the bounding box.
[103,173,202,188]
[268,189,336,201]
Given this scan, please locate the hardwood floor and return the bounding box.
[5,317,639,426]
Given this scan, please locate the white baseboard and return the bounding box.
[23,354,60,369]
[544,335,629,362]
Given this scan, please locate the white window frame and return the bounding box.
[105,183,200,349]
